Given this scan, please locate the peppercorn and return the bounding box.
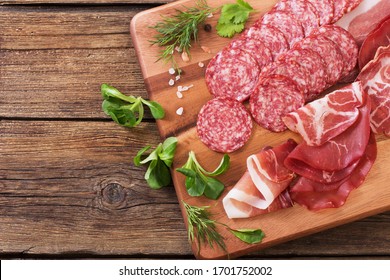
[204,24,212,32]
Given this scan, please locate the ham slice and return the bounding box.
[283,82,366,146]
[290,132,377,210]
[336,0,390,46]
[223,139,297,219]
[357,45,390,136]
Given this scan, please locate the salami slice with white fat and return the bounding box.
[293,35,344,85]
[205,47,261,102]
[196,97,253,153]
[311,25,358,78]
[333,0,349,22]
[250,75,305,132]
[306,0,335,25]
[260,10,305,47]
[230,36,273,68]
[273,0,320,36]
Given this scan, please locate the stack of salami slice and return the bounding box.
[198,0,363,153]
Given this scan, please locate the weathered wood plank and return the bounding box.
[0,0,170,4]
[0,120,389,257]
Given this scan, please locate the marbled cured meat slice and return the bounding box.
[273,0,320,36]
[196,97,253,153]
[293,34,345,85]
[223,140,297,219]
[332,0,349,22]
[243,24,289,61]
[357,45,390,136]
[290,132,377,210]
[306,0,335,25]
[260,10,305,47]
[250,75,305,132]
[230,36,273,68]
[205,47,261,102]
[311,25,358,78]
[277,48,328,101]
[285,95,371,179]
[283,82,366,146]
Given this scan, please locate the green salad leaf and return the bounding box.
[228,228,265,244]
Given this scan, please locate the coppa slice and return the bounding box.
[306,0,335,25]
[311,25,358,78]
[290,132,377,210]
[293,34,344,85]
[250,75,305,132]
[273,0,320,36]
[260,10,305,47]
[196,97,253,153]
[283,82,366,146]
[223,139,297,219]
[205,46,261,102]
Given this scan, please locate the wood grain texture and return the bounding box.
[131,0,390,259]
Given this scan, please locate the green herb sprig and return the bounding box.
[134,137,178,189]
[150,0,216,69]
[216,0,255,38]
[101,84,164,127]
[176,151,230,200]
[184,202,265,254]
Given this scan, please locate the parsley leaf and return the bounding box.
[216,0,254,38]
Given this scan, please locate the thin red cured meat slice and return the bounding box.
[196,97,253,153]
[284,96,371,179]
[358,15,390,69]
[306,0,335,25]
[205,47,261,102]
[260,10,305,47]
[336,0,390,46]
[243,24,289,61]
[223,140,297,219]
[345,0,364,13]
[357,45,390,136]
[293,34,344,85]
[332,0,349,22]
[277,48,328,101]
[273,0,320,36]
[311,25,358,78]
[230,36,273,68]
[249,75,305,132]
[283,82,366,146]
[290,132,377,210]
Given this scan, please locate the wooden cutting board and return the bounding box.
[130,0,390,259]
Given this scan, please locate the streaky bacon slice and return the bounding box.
[357,45,390,136]
[222,139,297,219]
[290,132,377,210]
[283,82,366,146]
[284,94,371,180]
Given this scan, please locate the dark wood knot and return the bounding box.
[101,183,126,209]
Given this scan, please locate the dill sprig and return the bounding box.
[183,201,227,253]
[150,0,216,69]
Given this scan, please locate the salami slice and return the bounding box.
[273,0,320,36]
[260,10,305,47]
[306,0,335,25]
[205,47,261,102]
[250,75,305,132]
[332,0,349,22]
[312,25,358,78]
[277,48,328,101]
[293,35,344,85]
[243,24,289,60]
[345,0,364,13]
[197,97,253,153]
[230,36,273,68]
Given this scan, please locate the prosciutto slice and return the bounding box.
[284,94,371,182]
[290,132,377,210]
[283,82,366,146]
[223,139,297,219]
[357,45,390,136]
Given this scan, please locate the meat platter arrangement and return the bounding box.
[130,0,390,259]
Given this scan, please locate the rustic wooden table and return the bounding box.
[0,0,389,259]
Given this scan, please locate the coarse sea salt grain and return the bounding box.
[176,91,183,99]
[168,79,175,86]
[168,68,175,75]
[176,107,184,116]
[198,62,204,68]
[175,75,181,81]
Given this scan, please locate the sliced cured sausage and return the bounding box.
[250,75,305,132]
[306,0,335,25]
[205,47,261,102]
[332,0,349,22]
[260,10,305,47]
[230,36,273,68]
[273,0,320,36]
[293,34,344,85]
[311,25,358,78]
[196,97,253,153]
